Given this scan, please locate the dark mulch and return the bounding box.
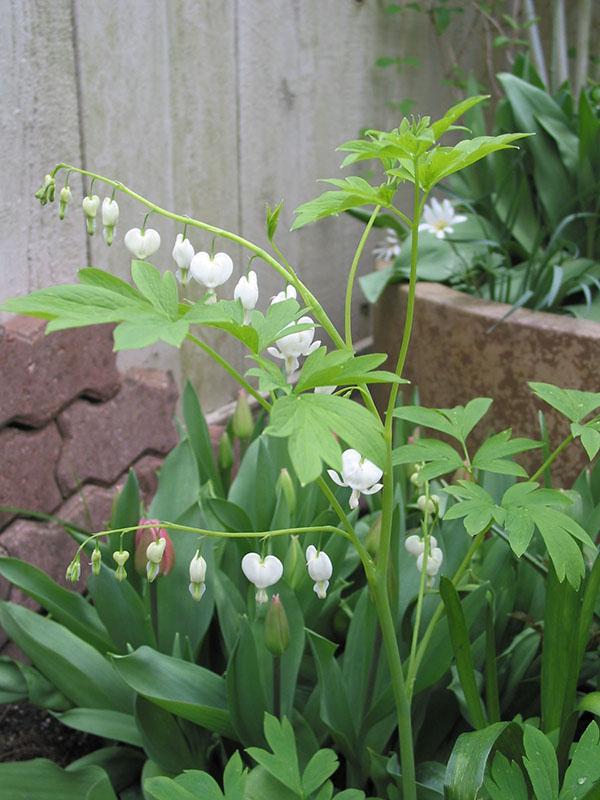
[0,702,102,766]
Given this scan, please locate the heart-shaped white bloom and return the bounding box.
[416,546,443,577]
[271,285,297,305]
[241,552,283,603]
[101,198,119,226]
[405,534,437,557]
[190,251,234,290]
[267,316,320,377]
[146,538,167,564]
[82,195,100,218]
[189,550,207,601]
[328,449,383,509]
[124,228,161,260]
[417,494,440,515]
[418,198,467,239]
[172,233,195,270]
[234,270,259,323]
[306,545,333,599]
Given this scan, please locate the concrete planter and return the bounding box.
[373,282,600,484]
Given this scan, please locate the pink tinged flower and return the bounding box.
[241,552,283,604]
[328,448,383,509]
[267,316,320,377]
[418,198,467,239]
[306,545,333,599]
[234,270,259,324]
[135,518,175,577]
[270,285,297,304]
[124,227,161,259]
[189,251,234,297]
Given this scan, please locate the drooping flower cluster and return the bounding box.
[405,534,444,583]
[328,448,383,509]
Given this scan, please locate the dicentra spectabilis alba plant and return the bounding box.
[13,96,596,800]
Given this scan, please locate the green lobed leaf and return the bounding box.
[295,348,407,393]
[560,722,600,800]
[292,178,395,230]
[131,261,179,319]
[266,393,385,485]
[392,439,463,480]
[529,382,600,423]
[246,715,303,795]
[472,430,540,477]
[484,752,528,800]
[522,725,559,800]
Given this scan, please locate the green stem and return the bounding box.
[345,205,380,348]
[316,478,374,574]
[369,579,417,800]
[150,580,159,645]
[407,529,486,698]
[273,656,281,719]
[406,486,432,692]
[530,434,574,483]
[51,163,345,351]
[75,521,350,558]
[186,333,270,412]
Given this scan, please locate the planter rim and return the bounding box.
[396,281,600,341]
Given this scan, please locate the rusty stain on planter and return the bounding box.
[374,282,600,485]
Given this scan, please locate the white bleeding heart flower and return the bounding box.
[417,494,440,516]
[404,534,437,557]
[82,195,100,218]
[241,553,283,604]
[306,545,333,599]
[328,448,383,510]
[101,198,119,245]
[234,270,259,324]
[101,198,119,226]
[190,251,234,298]
[188,550,207,601]
[145,537,167,582]
[271,285,297,305]
[172,233,195,270]
[267,316,320,377]
[418,198,467,239]
[124,227,161,260]
[416,546,444,578]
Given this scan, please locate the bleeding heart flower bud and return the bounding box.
[112,549,130,582]
[172,233,195,271]
[58,186,72,220]
[189,551,207,601]
[101,198,119,245]
[416,546,444,578]
[91,547,102,576]
[270,285,297,304]
[82,195,100,235]
[124,227,161,260]
[232,389,253,439]
[264,594,290,656]
[65,555,81,583]
[417,495,440,516]
[277,468,296,515]
[218,430,234,470]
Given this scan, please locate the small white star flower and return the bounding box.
[328,448,383,509]
[418,198,467,239]
[373,228,401,262]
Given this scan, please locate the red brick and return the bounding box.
[56,369,178,496]
[0,317,120,429]
[131,454,163,504]
[0,423,63,530]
